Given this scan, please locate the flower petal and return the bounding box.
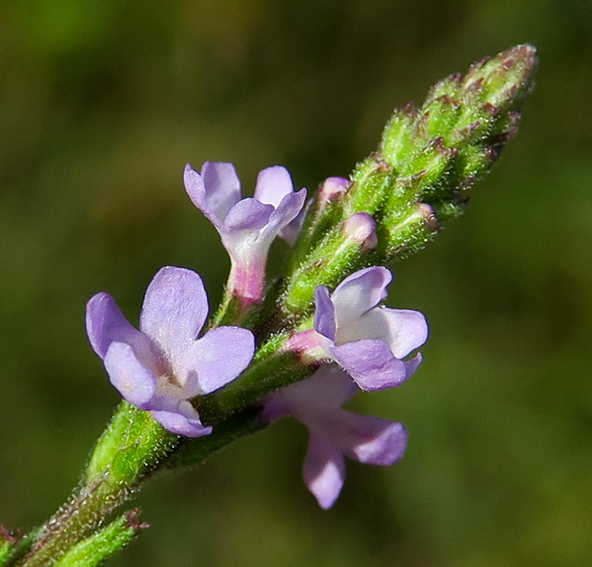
[263,188,307,239]
[265,365,356,420]
[314,286,336,340]
[140,266,208,359]
[86,292,153,361]
[338,306,428,357]
[303,432,346,510]
[151,400,212,438]
[184,165,220,232]
[185,162,243,230]
[333,412,408,466]
[332,339,412,391]
[403,352,423,377]
[331,266,392,326]
[181,326,255,396]
[279,199,309,247]
[223,198,274,232]
[104,342,156,409]
[253,166,294,207]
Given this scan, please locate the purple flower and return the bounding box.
[287,266,428,391]
[184,162,307,309]
[86,266,255,437]
[263,364,408,509]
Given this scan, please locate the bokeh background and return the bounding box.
[1,1,591,566]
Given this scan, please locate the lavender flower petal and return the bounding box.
[313,286,336,340]
[140,267,209,362]
[151,400,212,438]
[86,292,150,360]
[331,266,391,325]
[303,433,346,510]
[183,165,223,232]
[403,353,423,377]
[263,188,307,240]
[183,326,255,396]
[193,161,242,230]
[223,198,274,232]
[104,342,156,409]
[338,306,429,358]
[253,166,295,207]
[332,339,412,391]
[334,414,408,465]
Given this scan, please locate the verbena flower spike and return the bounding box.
[184,162,307,317]
[263,364,408,509]
[86,266,255,437]
[287,266,428,391]
[4,46,536,567]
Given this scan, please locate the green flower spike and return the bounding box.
[281,44,537,318]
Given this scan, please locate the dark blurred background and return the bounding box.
[1,1,591,566]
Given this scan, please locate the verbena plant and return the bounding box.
[0,45,537,567]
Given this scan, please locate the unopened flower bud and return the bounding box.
[319,176,350,204]
[417,203,439,231]
[342,212,378,251]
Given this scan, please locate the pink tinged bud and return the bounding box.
[417,202,439,231]
[342,212,378,250]
[319,176,350,203]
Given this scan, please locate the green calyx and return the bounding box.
[53,511,146,567]
[85,402,178,486]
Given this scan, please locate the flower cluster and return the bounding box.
[287,266,427,391]
[86,162,428,507]
[273,265,427,507]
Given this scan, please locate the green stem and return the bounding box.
[17,406,176,567]
[17,403,266,567]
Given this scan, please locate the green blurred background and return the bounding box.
[1,0,591,565]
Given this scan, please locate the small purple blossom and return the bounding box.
[86,266,255,437]
[287,266,428,391]
[184,162,307,309]
[263,364,408,509]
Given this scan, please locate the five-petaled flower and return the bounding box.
[184,162,307,310]
[263,364,408,509]
[287,266,428,391]
[86,266,255,437]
